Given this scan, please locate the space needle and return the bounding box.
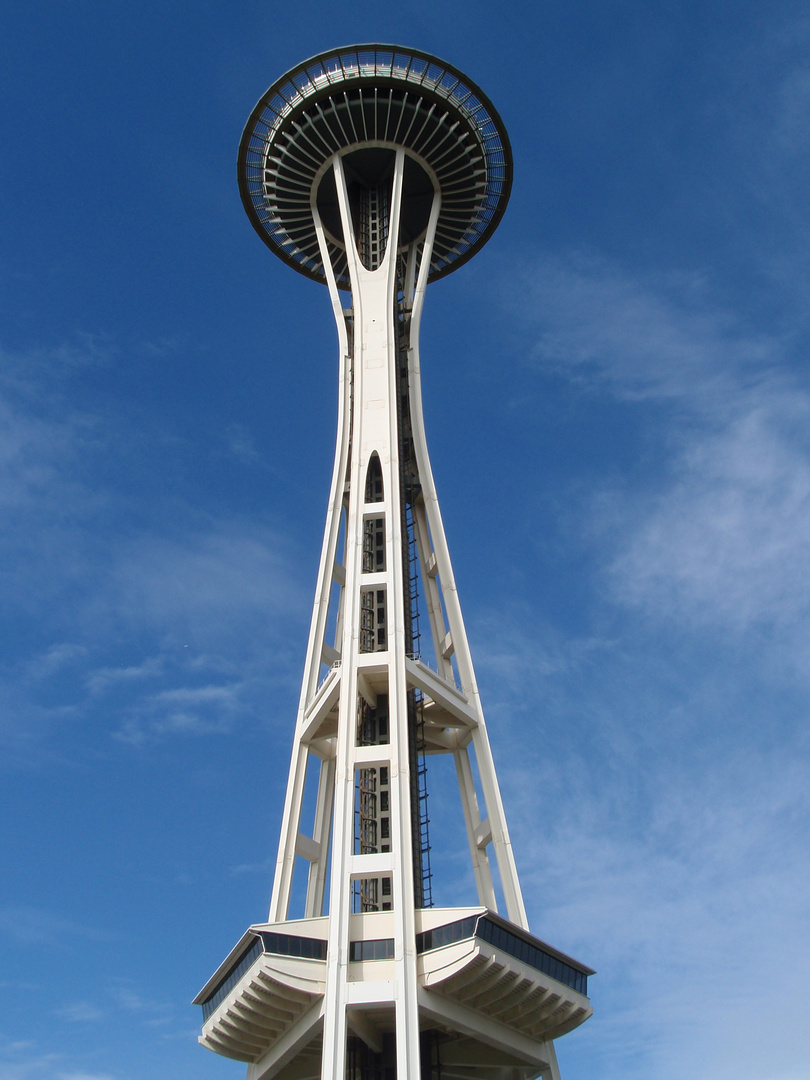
[194,45,593,1080]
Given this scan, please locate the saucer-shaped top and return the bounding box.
[238,45,512,287]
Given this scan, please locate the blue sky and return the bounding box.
[2,2,809,1079]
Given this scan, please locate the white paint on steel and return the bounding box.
[200,47,592,1080]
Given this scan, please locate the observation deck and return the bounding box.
[238,45,512,287]
[194,909,593,1076]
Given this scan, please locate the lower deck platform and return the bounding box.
[194,908,593,1079]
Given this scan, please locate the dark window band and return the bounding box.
[349,938,395,961]
[200,932,327,1020]
[416,915,590,996]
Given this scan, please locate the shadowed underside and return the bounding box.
[238,44,512,287]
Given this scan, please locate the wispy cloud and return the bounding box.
[101,525,305,645]
[510,738,810,1080]
[56,1073,117,1080]
[224,422,262,466]
[54,1003,104,1023]
[0,1045,62,1080]
[0,335,308,758]
[105,981,177,1030]
[470,600,810,1080]
[514,253,810,667]
[493,237,810,1079]
[0,908,111,947]
[85,656,166,696]
[608,394,810,644]
[521,252,783,408]
[229,857,274,876]
[24,644,89,680]
[113,680,247,744]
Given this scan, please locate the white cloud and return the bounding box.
[0,396,68,511]
[113,680,246,743]
[0,336,308,753]
[57,1073,117,1080]
[0,909,110,946]
[496,675,810,1080]
[54,1003,104,1023]
[520,252,779,409]
[0,339,112,521]
[771,63,810,157]
[25,643,89,680]
[85,656,166,695]
[0,1052,61,1080]
[515,253,810,669]
[101,525,306,645]
[229,857,274,875]
[0,1031,120,1080]
[609,393,810,645]
[485,244,810,1079]
[224,422,262,466]
[109,982,174,1021]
